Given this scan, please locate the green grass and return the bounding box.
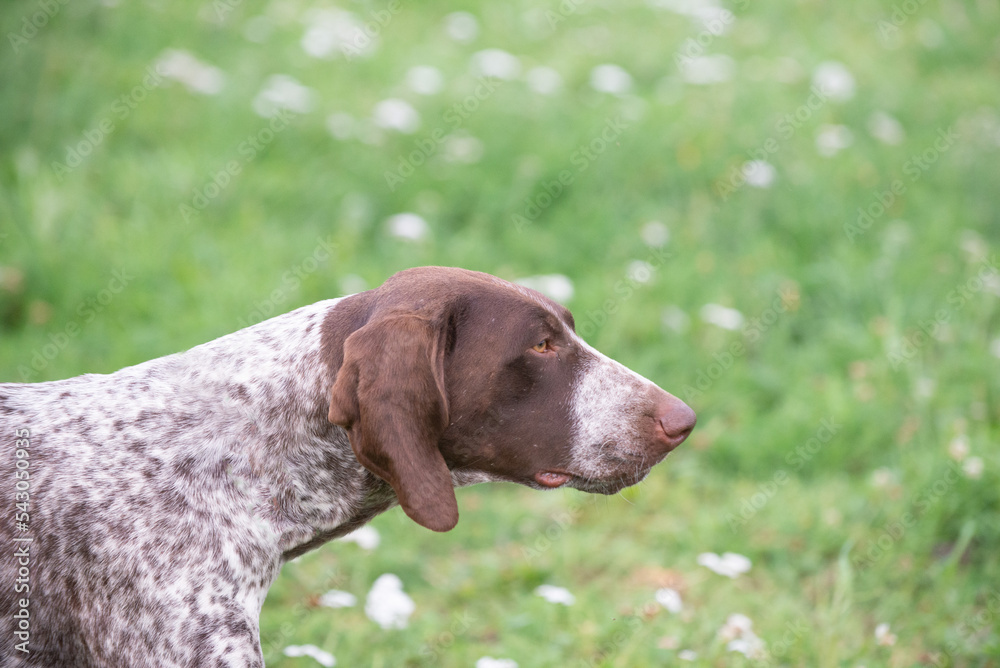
[2,0,999,665]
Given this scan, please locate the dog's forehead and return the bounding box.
[385,266,571,325]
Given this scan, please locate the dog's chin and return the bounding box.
[569,469,652,495]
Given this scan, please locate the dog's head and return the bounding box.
[324,267,695,532]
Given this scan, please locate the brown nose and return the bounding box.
[655,397,697,449]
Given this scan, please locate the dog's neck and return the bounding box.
[134,298,398,562]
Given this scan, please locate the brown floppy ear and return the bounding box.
[327,315,457,532]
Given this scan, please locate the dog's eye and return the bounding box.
[532,340,549,353]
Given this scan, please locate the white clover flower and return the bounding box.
[155,49,225,95]
[678,55,734,84]
[590,64,633,94]
[339,525,380,549]
[372,98,420,134]
[526,66,563,95]
[655,587,683,613]
[365,574,415,629]
[472,49,521,80]
[516,275,575,303]
[319,590,357,608]
[252,74,315,117]
[386,213,430,241]
[743,160,776,188]
[534,584,576,605]
[444,12,479,43]
[813,61,855,102]
[406,66,444,95]
[699,304,745,331]
[283,644,336,667]
[697,552,752,578]
[816,124,854,157]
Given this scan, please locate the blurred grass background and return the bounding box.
[2,0,999,665]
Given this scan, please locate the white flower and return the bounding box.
[526,66,563,95]
[697,552,752,578]
[476,658,518,668]
[948,435,970,461]
[319,589,357,608]
[743,160,776,188]
[339,525,380,550]
[875,622,897,646]
[283,644,336,667]
[155,49,225,95]
[868,112,905,145]
[678,55,734,84]
[534,584,576,605]
[816,124,854,157]
[641,221,670,247]
[442,132,484,164]
[301,9,369,59]
[654,587,683,613]
[812,61,855,102]
[365,574,415,629]
[728,634,767,658]
[718,613,754,641]
[386,213,429,241]
[372,98,420,133]
[627,260,655,284]
[444,11,479,43]
[406,66,444,95]
[252,74,315,117]
[678,649,698,661]
[699,304,745,331]
[662,306,690,333]
[718,612,766,657]
[590,64,633,94]
[472,49,521,80]
[516,275,575,303]
[871,467,895,489]
[326,113,354,140]
[963,456,984,479]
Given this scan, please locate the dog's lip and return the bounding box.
[534,470,574,488]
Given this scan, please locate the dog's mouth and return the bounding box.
[534,465,654,494]
[534,470,574,488]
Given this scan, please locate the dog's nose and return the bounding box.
[655,397,697,449]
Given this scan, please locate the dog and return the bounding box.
[0,266,695,666]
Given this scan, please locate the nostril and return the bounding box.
[656,402,697,447]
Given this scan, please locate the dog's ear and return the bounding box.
[328,314,457,532]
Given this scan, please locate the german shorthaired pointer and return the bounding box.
[0,266,695,667]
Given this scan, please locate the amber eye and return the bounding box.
[532,340,549,353]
